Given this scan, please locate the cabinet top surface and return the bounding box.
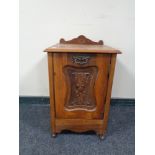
[44,35,121,54]
[45,43,121,54]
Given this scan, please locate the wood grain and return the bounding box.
[60,35,103,45]
[55,119,104,133]
[102,54,117,133]
[47,53,56,135]
[44,43,121,54]
[53,53,111,120]
[46,36,121,138]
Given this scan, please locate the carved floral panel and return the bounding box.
[63,66,98,111]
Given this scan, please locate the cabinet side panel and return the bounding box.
[48,53,56,133]
[103,54,117,131]
[94,54,111,118]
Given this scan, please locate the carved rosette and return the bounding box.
[63,66,98,111]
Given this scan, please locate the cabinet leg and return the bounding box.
[51,133,57,138]
[96,130,106,140]
[98,134,105,140]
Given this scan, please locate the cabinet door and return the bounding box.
[53,53,111,119]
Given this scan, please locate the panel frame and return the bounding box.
[53,53,111,119]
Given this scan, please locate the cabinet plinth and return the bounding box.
[44,35,121,138]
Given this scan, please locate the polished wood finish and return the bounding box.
[47,53,56,135]
[55,119,104,133]
[45,44,121,54]
[103,54,117,132]
[45,35,121,138]
[53,53,110,120]
[44,35,121,54]
[60,35,104,45]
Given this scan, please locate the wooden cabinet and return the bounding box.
[44,35,121,139]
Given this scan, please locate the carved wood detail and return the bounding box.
[60,35,104,45]
[63,66,98,111]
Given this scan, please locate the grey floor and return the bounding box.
[19,104,135,155]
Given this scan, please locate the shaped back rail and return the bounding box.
[60,35,104,45]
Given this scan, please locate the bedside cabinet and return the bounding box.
[44,35,121,139]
